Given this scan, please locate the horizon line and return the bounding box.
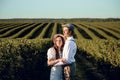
[0,17,120,19]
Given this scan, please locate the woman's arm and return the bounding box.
[48,58,66,66]
[47,59,61,66]
[53,58,66,66]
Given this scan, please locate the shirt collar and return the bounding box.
[66,36,74,41]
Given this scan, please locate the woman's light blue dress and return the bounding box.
[47,47,63,80]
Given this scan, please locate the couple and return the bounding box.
[47,24,77,80]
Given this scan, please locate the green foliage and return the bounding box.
[0,38,52,80]
[0,38,120,79]
[76,39,120,67]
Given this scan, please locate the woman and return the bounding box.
[47,34,65,80]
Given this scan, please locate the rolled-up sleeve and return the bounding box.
[62,41,77,63]
[63,41,71,62]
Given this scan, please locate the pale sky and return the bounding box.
[0,0,120,19]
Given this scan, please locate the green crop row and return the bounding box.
[0,23,29,38]
[36,23,51,39]
[0,23,23,35]
[9,23,35,38]
[23,23,42,39]
[50,23,57,39]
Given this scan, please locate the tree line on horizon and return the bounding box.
[0,18,120,23]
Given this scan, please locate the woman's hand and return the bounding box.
[57,58,66,62]
[62,58,66,63]
[57,58,63,62]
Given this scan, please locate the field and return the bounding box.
[0,21,120,39]
[0,19,120,80]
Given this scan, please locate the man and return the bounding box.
[62,24,77,80]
